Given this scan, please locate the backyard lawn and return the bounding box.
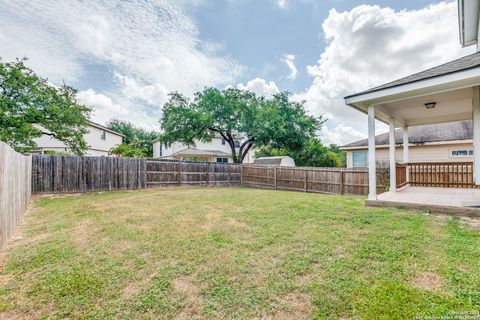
[0,187,480,319]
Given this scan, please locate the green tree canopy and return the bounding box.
[255,138,346,168]
[109,136,148,158]
[0,58,91,154]
[106,119,158,157]
[159,88,324,163]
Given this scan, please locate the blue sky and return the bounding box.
[0,0,474,144]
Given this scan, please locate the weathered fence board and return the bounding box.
[32,155,146,193]
[0,142,32,250]
[146,159,241,187]
[241,165,373,195]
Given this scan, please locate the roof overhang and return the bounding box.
[458,0,480,47]
[88,121,125,137]
[340,139,473,151]
[345,67,480,126]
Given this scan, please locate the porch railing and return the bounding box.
[396,162,478,188]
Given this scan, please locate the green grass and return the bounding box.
[1,187,480,319]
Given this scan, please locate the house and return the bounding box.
[32,121,123,156]
[254,156,295,167]
[151,135,255,163]
[342,0,480,214]
[341,120,473,168]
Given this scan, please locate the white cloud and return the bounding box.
[284,54,298,81]
[77,89,131,123]
[237,77,280,97]
[77,88,162,130]
[114,72,168,106]
[0,0,243,127]
[320,124,367,145]
[276,0,287,9]
[301,2,474,144]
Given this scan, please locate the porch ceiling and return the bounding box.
[376,87,473,127]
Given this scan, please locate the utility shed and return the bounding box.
[254,156,295,167]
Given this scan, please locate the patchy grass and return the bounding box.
[0,187,480,319]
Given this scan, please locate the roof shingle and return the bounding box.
[345,52,480,98]
[341,120,472,148]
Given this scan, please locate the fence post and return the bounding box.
[340,171,345,195]
[304,168,307,192]
[177,161,181,186]
[228,164,231,186]
[240,165,243,186]
[274,167,277,190]
[206,162,210,186]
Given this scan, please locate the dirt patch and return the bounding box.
[122,272,157,299]
[411,271,444,291]
[172,275,203,319]
[459,216,480,230]
[201,212,222,230]
[70,220,94,248]
[271,292,313,320]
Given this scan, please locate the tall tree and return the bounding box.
[159,88,323,163]
[0,58,91,154]
[255,138,346,168]
[106,119,158,157]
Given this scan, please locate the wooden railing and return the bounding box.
[396,162,478,188]
[396,164,408,189]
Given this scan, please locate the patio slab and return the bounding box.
[366,186,480,217]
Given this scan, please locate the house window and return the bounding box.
[216,157,228,163]
[100,130,106,140]
[451,149,473,157]
[221,138,226,145]
[234,140,240,148]
[159,144,163,157]
[352,151,368,168]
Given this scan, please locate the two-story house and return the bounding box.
[152,135,255,163]
[33,121,124,156]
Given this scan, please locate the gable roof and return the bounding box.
[254,156,292,165]
[341,120,472,148]
[88,121,125,137]
[344,52,480,99]
[168,148,231,157]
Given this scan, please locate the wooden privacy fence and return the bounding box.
[0,142,32,250]
[146,159,241,187]
[398,162,478,188]
[241,165,374,195]
[32,155,146,193]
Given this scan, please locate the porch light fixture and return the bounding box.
[424,102,436,109]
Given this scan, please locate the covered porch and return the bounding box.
[367,186,480,216]
[345,53,480,215]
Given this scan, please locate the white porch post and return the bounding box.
[368,106,377,200]
[403,126,409,182]
[474,86,480,184]
[389,119,396,192]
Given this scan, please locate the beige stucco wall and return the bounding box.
[345,142,474,168]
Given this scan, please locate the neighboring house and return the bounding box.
[342,0,480,209]
[151,135,255,163]
[341,120,473,168]
[32,121,124,156]
[254,156,295,167]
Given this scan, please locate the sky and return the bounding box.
[0,0,475,145]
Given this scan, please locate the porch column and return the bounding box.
[368,106,377,200]
[403,126,409,182]
[389,119,396,192]
[474,86,480,185]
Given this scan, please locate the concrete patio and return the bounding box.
[366,186,480,217]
